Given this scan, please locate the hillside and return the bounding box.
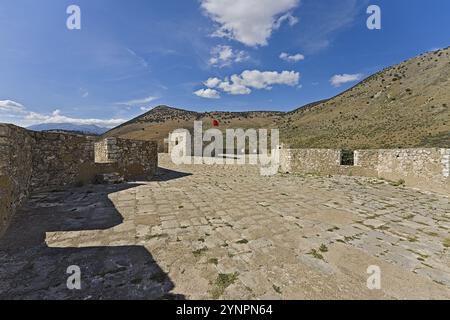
[104,106,283,151]
[104,47,450,150]
[280,47,450,149]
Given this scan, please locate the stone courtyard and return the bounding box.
[0,154,449,299]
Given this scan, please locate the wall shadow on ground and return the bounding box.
[0,183,185,300]
[150,167,193,182]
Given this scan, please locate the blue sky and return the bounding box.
[0,0,449,127]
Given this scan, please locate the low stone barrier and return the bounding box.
[94,137,158,180]
[280,148,450,194]
[0,123,158,236]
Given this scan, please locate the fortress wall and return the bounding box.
[0,123,158,235]
[0,125,33,236]
[279,149,341,175]
[280,148,450,194]
[94,137,158,180]
[353,150,382,176]
[374,148,450,194]
[31,131,98,190]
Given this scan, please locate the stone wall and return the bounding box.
[280,148,450,194]
[31,131,98,190]
[373,148,449,193]
[95,137,158,180]
[0,123,158,235]
[0,125,33,235]
[280,149,341,174]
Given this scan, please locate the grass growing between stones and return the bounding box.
[192,247,208,258]
[145,233,169,241]
[272,285,282,294]
[377,225,390,231]
[210,272,239,299]
[389,179,406,187]
[423,231,439,237]
[443,238,450,248]
[308,249,324,260]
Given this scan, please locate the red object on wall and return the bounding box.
[212,119,220,127]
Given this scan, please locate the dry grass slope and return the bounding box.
[280,47,450,149]
[104,106,283,151]
[104,47,450,150]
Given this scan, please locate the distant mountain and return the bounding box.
[28,123,109,135]
[103,105,283,151]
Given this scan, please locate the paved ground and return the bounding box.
[1,154,449,299]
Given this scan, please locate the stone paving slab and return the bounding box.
[0,154,449,299]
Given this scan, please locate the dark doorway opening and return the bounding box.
[341,150,355,166]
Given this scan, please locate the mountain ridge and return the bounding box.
[28,123,108,135]
[103,47,450,150]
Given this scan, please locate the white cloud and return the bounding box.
[194,88,221,99]
[198,69,300,96]
[126,48,149,69]
[116,96,159,106]
[24,109,126,127]
[0,100,26,113]
[0,100,126,128]
[330,73,363,87]
[204,77,222,88]
[274,12,299,28]
[240,70,299,89]
[201,0,300,47]
[209,45,249,67]
[140,106,154,112]
[280,52,304,63]
[218,77,252,95]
